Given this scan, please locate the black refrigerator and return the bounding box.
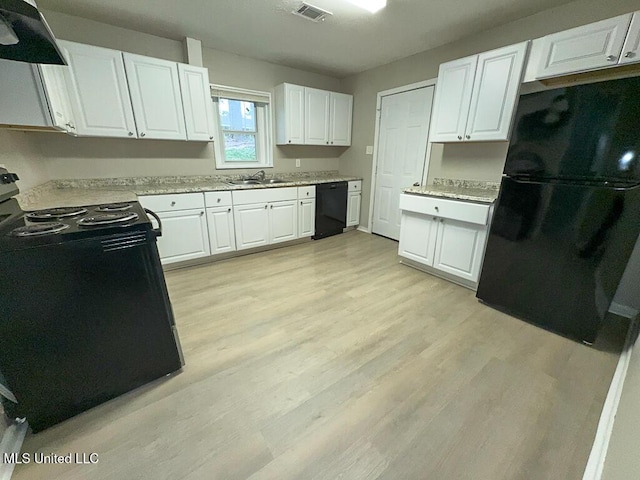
[476,77,640,344]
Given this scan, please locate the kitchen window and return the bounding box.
[211,85,273,169]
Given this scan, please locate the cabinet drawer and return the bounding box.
[399,193,489,226]
[348,180,362,192]
[298,186,316,199]
[232,187,298,206]
[204,191,233,208]
[139,193,205,212]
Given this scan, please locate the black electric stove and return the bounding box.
[0,170,184,432]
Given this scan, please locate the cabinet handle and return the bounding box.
[270,205,273,209]
[465,135,470,140]
[435,206,439,211]
[228,208,231,213]
[288,140,291,144]
[140,132,146,137]
[301,201,303,205]
[625,51,635,58]
[209,136,214,140]
[440,218,444,223]
[606,55,616,62]
[200,211,204,216]
[171,201,176,207]
[128,131,134,136]
[264,204,268,209]
[217,198,221,203]
[65,122,75,130]
[457,135,462,140]
[331,141,334,144]
[433,216,436,220]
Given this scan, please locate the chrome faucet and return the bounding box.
[246,170,266,181]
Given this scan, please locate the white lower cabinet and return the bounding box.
[207,206,236,254]
[233,203,270,250]
[347,191,362,227]
[398,193,491,289]
[269,200,298,244]
[154,209,210,265]
[299,198,316,238]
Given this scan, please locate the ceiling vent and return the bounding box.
[293,2,332,22]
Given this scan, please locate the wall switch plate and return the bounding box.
[366,146,374,155]
[296,159,301,168]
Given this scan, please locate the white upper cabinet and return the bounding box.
[275,83,353,146]
[620,12,640,65]
[305,87,331,145]
[464,42,529,142]
[275,83,305,145]
[329,92,353,146]
[429,56,478,142]
[178,64,215,141]
[431,41,528,143]
[59,41,137,138]
[123,53,186,140]
[535,14,632,78]
[38,65,76,133]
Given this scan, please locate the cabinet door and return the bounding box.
[178,64,215,141]
[536,14,632,78]
[432,218,487,283]
[269,200,298,244]
[233,203,269,250]
[620,12,640,65]
[281,83,305,145]
[464,42,528,142]
[330,92,353,146]
[207,206,236,255]
[298,198,315,238]
[38,65,76,133]
[58,41,137,138]
[398,212,438,266]
[304,87,331,145]
[155,209,210,265]
[429,56,478,142]
[123,53,186,140]
[347,192,361,227]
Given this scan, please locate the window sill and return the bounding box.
[215,163,274,170]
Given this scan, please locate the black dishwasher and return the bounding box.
[313,182,348,239]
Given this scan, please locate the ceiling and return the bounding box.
[38,0,577,77]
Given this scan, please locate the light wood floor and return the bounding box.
[14,231,626,480]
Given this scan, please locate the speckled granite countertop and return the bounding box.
[16,171,362,211]
[403,178,500,204]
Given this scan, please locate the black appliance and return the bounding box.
[0,172,184,432]
[477,77,640,344]
[313,181,347,239]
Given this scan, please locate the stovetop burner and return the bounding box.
[77,212,139,227]
[26,207,88,221]
[9,222,70,237]
[95,203,133,212]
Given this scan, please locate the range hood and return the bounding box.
[0,0,65,64]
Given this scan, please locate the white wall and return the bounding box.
[0,131,48,191]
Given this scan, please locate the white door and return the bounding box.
[347,192,361,227]
[58,40,137,138]
[464,42,528,142]
[620,12,640,65]
[536,14,632,78]
[398,212,438,266]
[304,87,330,145]
[234,203,269,250]
[298,199,315,238]
[429,56,477,142]
[178,64,215,141]
[284,84,305,144]
[372,86,434,240]
[207,206,236,255]
[269,200,298,244]
[330,92,353,146]
[123,53,186,140]
[432,218,487,283]
[155,209,210,265]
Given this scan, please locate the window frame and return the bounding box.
[211,85,273,170]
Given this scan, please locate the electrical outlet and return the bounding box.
[366,146,374,155]
[295,158,301,168]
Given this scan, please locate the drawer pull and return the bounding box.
[227,208,231,213]
[171,201,176,207]
[217,198,221,203]
[435,206,439,211]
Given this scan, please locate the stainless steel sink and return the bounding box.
[262,179,287,184]
[226,179,262,185]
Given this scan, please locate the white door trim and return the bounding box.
[368,79,437,235]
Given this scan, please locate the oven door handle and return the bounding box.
[144,209,162,237]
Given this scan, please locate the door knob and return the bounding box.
[606,55,616,62]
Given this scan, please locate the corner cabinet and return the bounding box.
[430,41,529,143]
[123,53,186,140]
[398,193,491,290]
[275,83,353,146]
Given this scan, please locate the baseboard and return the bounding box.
[356,226,371,234]
[0,420,28,480]
[608,302,639,319]
[583,316,639,480]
